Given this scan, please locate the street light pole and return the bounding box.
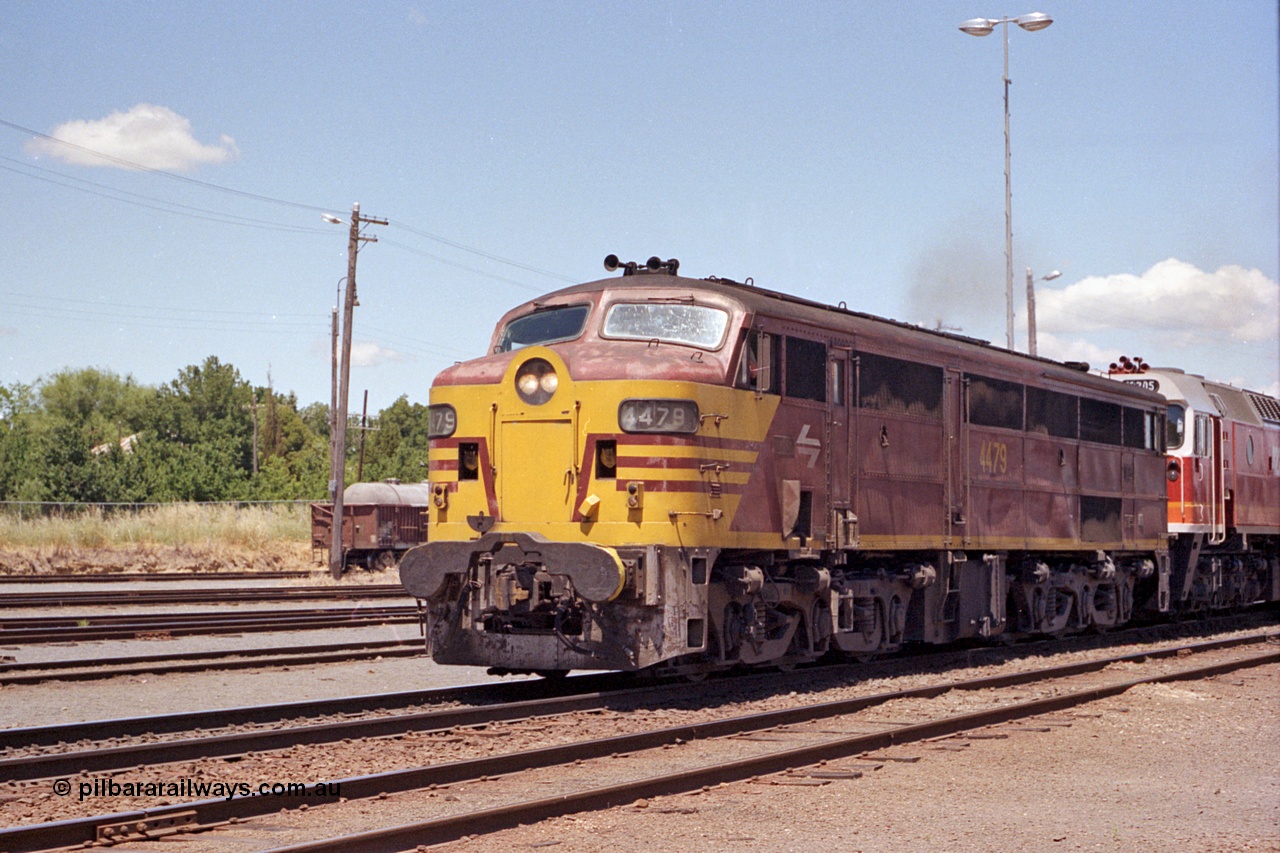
[1002,22,1013,351]
[959,12,1053,351]
[1025,267,1061,357]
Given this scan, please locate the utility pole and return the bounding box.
[327,202,387,579]
[328,303,340,506]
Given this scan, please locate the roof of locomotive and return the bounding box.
[1137,368,1280,427]
[500,270,1166,407]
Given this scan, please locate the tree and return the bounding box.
[0,360,337,503]
[250,388,328,499]
[143,356,255,500]
[0,382,41,501]
[360,396,431,484]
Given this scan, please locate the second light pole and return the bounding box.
[959,12,1053,351]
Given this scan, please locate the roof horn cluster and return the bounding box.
[604,255,680,277]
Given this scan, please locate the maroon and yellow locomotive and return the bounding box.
[399,257,1278,675]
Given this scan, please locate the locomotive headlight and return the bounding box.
[515,358,558,405]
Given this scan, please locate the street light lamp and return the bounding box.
[1025,267,1060,356]
[959,12,1054,351]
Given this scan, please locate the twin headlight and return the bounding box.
[515,358,559,405]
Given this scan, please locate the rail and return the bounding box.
[1,633,1273,853]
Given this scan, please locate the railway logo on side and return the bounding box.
[797,424,821,468]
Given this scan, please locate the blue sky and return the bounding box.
[3,1,1277,413]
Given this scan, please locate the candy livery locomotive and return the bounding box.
[1108,357,1280,612]
[399,257,1279,676]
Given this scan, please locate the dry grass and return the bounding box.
[0,503,317,575]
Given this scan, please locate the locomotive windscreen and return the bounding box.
[499,304,591,351]
[601,303,729,349]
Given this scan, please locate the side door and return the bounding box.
[944,368,968,547]
[1193,411,1225,543]
[827,346,853,548]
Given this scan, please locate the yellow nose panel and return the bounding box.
[499,419,574,522]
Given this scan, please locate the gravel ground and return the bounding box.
[3,629,1275,851]
[427,664,1280,853]
[0,625,511,729]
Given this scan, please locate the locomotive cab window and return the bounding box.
[1166,404,1186,451]
[736,329,779,393]
[498,304,591,351]
[1193,412,1213,457]
[784,337,827,402]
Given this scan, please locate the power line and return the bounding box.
[2,114,581,282]
[379,238,546,292]
[2,303,324,337]
[0,158,330,234]
[4,301,322,330]
[360,323,474,360]
[0,289,318,320]
[0,117,335,214]
[389,221,576,283]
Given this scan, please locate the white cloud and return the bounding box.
[1037,259,1278,346]
[1033,332,1116,370]
[349,342,409,368]
[1031,259,1279,393]
[24,104,239,172]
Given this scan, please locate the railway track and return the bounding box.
[0,604,420,643]
[0,632,1268,784]
[3,611,1273,752]
[0,584,408,608]
[0,637,428,686]
[264,638,1280,853]
[1,631,1275,852]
